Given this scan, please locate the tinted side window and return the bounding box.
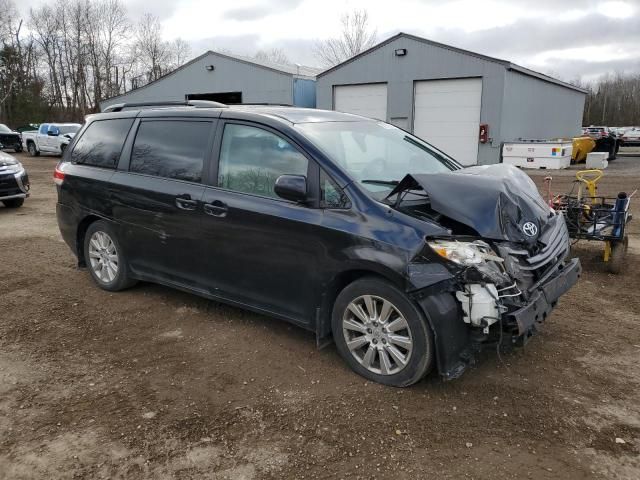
[71,119,134,168]
[130,120,210,183]
[218,124,308,198]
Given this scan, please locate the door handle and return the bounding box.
[203,200,228,217]
[175,196,198,211]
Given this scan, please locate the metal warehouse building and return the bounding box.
[100,51,319,111]
[317,33,587,165]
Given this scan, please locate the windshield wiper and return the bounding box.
[361,179,399,186]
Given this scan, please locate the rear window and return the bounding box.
[71,119,134,168]
[129,120,211,183]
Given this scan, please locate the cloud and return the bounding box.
[223,0,305,22]
[223,6,273,21]
[124,0,181,21]
[190,35,321,67]
[428,13,640,58]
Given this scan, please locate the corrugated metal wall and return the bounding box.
[500,71,585,142]
[100,52,295,110]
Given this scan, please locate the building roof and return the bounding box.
[317,32,588,94]
[218,51,322,79]
[101,50,321,106]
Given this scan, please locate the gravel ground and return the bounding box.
[1,152,639,479]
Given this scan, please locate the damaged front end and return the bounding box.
[389,165,582,380]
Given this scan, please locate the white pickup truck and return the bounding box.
[22,123,82,157]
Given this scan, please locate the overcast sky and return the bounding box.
[19,0,640,82]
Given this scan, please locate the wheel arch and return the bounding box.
[76,214,102,267]
[315,266,406,347]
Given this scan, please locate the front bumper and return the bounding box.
[415,257,582,381]
[506,257,581,338]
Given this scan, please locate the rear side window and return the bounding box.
[130,120,210,183]
[71,119,134,168]
[218,124,308,198]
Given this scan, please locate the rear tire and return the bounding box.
[331,277,434,387]
[83,220,136,291]
[27,142,39,157]
[2,198,24,208]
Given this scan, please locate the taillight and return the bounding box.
[53,164,65,186]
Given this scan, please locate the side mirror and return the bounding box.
[48,130,59,136]
[274,175,308,203]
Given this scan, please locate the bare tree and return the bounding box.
[169,38,192,68]
[134,13,171,83]
[314,9,377,67]
[253,47,290,65]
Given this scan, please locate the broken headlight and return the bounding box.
[427,240,503,266]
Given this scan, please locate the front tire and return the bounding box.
[2,198,24,208]
[84,221,136,291]
[331,277,434,387]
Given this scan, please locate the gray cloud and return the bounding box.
[123,0,181,21]
[223,0,305,22]
[191,35,321,67]
[223,6,273,21]
[429,13,640,58]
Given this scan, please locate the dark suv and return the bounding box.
[55,101,581,387]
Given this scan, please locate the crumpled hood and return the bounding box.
[387,164,553,243]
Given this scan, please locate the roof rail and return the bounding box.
[102,100,227,113]
[235,103,294,107]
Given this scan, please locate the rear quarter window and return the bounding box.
[129,120,211,183]
[70,118,134,168]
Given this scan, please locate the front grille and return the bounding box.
[522,215,570,271]
[0,133,20,146]
[0,173,19,193]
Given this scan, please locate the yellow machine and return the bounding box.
[550,169,632,273]
[571,136,596,163]
[575,169,603,203]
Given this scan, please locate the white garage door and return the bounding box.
[334,84,387,121]
[413,78,482,166]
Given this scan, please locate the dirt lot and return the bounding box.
[1,152,639,479]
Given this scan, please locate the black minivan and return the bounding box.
[55,101,581,387]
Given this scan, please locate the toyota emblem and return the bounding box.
[522,221,538,237]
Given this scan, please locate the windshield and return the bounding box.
[0,124,12,133]
[296,121,459,194]
[58,125,80,134]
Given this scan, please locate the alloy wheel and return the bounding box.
[88,231,119,283]
[342,295,413,375]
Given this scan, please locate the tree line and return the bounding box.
[581,73,640,127]
[0,0,191,127]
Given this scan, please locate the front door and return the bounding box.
[199,122,323,324]
[110,118,215,287]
